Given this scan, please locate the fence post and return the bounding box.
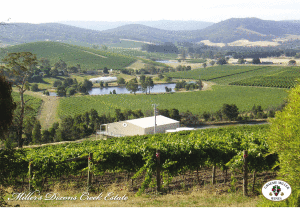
[243,150,248,196]
[212,165,216,185]
[28,161,32,191]
[156,150,161,193]
[87,153,93,191]
[252,169,256,193]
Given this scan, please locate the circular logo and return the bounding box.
[262,180,292,201]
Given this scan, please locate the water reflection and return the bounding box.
[49,83,176,96]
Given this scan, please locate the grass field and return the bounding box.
[1,41,136,70]
[57,85,288,118]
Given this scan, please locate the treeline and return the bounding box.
[27,58,112,84]
[186,44,300,59]
[141,43,179,53]
[3,101,285,148]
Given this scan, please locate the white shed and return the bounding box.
[99,115,180,137]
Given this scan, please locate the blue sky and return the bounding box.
[1,0,299,23]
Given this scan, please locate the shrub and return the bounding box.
[31,84,39,91]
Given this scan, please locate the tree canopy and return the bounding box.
[0,75,16,139]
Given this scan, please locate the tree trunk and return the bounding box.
[18,89,25,148]
[212,165,216,185]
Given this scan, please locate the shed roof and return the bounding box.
[126,115,179,129]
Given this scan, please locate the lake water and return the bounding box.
[49,83,176,96]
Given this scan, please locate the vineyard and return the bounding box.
[57,85,288,118]
[1,41,136,69]
[2,124,277,197]
[166,65,260,81]
[166,65,300,86]
[229,67,300,88]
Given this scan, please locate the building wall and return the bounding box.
[144,122,180,135]
[107,121,144,136]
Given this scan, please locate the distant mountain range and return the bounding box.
[1,18,300,46]
[58,20,214,31]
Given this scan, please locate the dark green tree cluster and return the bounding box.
[126,78,139,95]
[139,75,154,94]
[174,80,202,91]
[216,57,227,65]
[136,65,174,75]
[53,78,92,96]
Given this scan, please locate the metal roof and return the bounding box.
[126,115,179,129]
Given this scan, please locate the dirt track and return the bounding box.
[21,90,60,129]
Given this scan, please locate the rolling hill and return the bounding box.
[189,17,300,43]
[59,20,214,31]
[1,18,300,46]
[0,41,136,69]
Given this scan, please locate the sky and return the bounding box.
[1,0,300,24]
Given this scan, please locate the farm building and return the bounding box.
[98,115,180,137]
[89,76,117,83]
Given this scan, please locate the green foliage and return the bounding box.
[53,80,62,87]
[117,77,125,85]
[252,58,261,64]
[217,57,227,65]
[126,78,138,94]
[56,86,66,97]
[31,83,39,91]
[221,104,239,121]
[0,75,16,139]
[267,84,300,207]
[15,124,276,195]
[238,58,245,64]
[32,120,42,144]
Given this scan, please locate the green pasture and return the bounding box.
[0,41,136,70]
[57,85,288,118]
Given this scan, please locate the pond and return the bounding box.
[49,83,176,96]
[155,60,178,64]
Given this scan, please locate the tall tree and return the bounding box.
[0,75,16,139]
[54,59,67,71]
[145,77,154,94]
[39,57,51,69]
[126,78,139,95]
[0,52,38,147]
[32,120,42,144]
[252,58,261,64]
